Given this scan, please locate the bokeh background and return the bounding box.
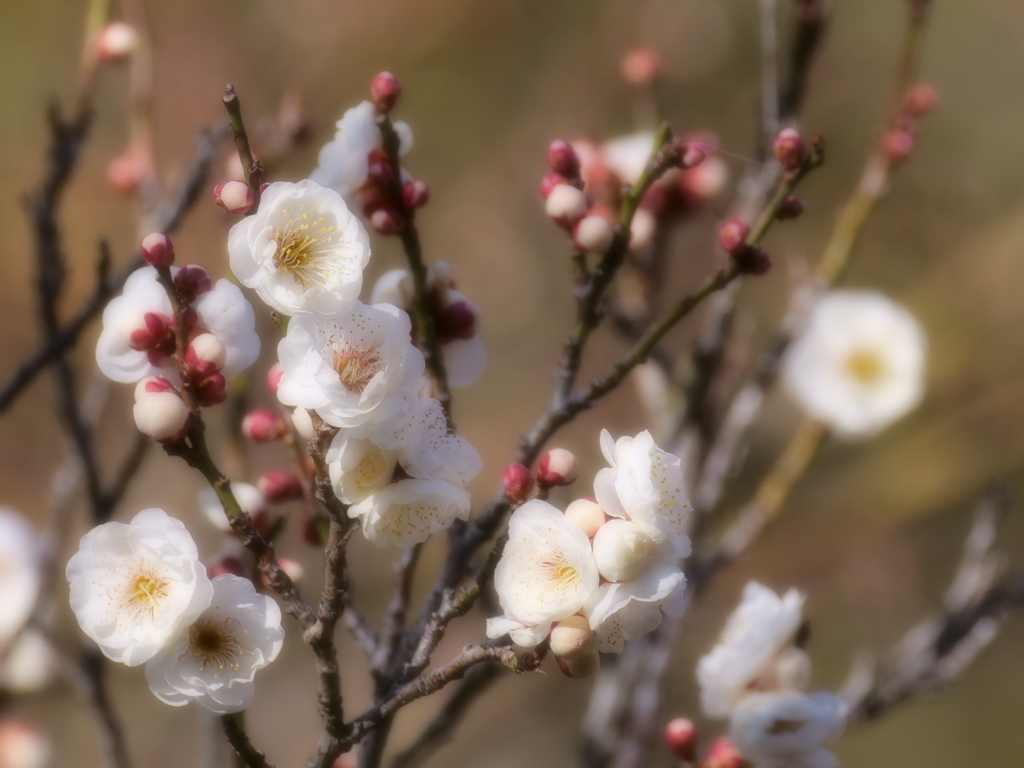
[2,0,1024,766]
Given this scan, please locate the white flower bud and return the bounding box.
[545,184,588,226]
[186,333,228,373]
[133,376,174,402]
[629,208,657,250]
[564,498,607,538]
[291,407,316,440]
[537,448,579,487]
[549,615,595,660]
[592,519,655,583]
[97,22,138,62]
[557,649,600,679]
[214,180,255,215]
[0,718,51,768]
[573,215,615,254]
[133,391,189,442]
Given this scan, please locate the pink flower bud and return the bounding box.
[133,391,189,442]
[242,409,287,442]
[547,140,580,178]
[128,312,176,354]
[664,718,698,760]
[174,265,212,302]
[564,498,606,538]
[555,650,600,679]
[140,233,174,267]
[680,156,728,206]
[540,171,568,199]
[0,718,51,768]
[266,363,285,394]
[134,376,175,401]
[207,555,246,579]
[402,180,430,209]
[620,47,663,88]
[545,184,588,228]
[96,22,138,63]
[502,464,535,503]
[681,144,707,169]
[537,448,579,487]
[881,128,915,165]
[258,470,304,503]
[573,215,615,254]
[278,557,304,583]
[777,195,806,220]
[214,180,254,215]
[291,407,316,440]
[106,148,144,195]
[185,333,227,376]
[435,300,477,342]
[717,220,750,255]
[371,72,402,113]
[731,245,773,276]
[370,207,404,235]
[366,161,396,189]
[773,128,806,172]
[906,82,939,116]
[195,372,228,407]
[702,737,745,768]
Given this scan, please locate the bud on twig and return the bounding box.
[573,215,615,254]
[140,233,174,267]
[717,220,750,255]
[547,140,580,178]
[564,498,606,537]
[371,72,402,113]
[133,391,189,443]
[106,147,144,195]
[435,301,477,342]
[777,195,806,220]
[881,128,915,165]
[773,128,806,172]
[681,143,707,169]
[664,718,698,761]
[549,615,595,660]
[730,245,773,276]
[174,266,212,302]
[185,334,227,377]
[242,409,288,442]
[402,180,430,209]
[502,464,535,503]
[214,180,254,215]
[702,737,745,768]
[906,82,939,116]
[537,448,579,487]
[195,372,227,407]
[370,207,404,235]
[258,470,304,503]
[540,172,568,199]
[620,46,663,88]
[545,184,588,228]
[96,22,139,63]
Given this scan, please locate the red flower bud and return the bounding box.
[664,718,698,761]
[717,220,750,255]
[366,161,396,189]
[731,245,773,276]
[207,555,246,579]
[681,144,707,169]
[547,140,580,178]
[195,372,227,407]
[435,301,477,342]
[106,147,144,195]
[214,180,254,215]
[906,82,939,116]
[402,180,431,209]
[370,207,404,235]
[302,512,329,546]
[242,409,288,442]
[140,233,174,267]
[371,72,402,113]
[540,171,569,199]
[185,333,227,377]
[777,195,806,220]
[702,737,745,768]
[174,265,212,302]
[881,128,915,165]
[537,448,579,488]
[258,470,304,503]
[503,464,535,503]
[128,312,176,354]
[773,128,806,172]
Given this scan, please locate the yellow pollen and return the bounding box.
[332,346,381,393]
[120,569,170,618]
[845,348,885,383]
[272,208,339,288]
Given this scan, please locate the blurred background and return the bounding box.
[2,0,1024,766]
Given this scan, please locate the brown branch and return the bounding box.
[222,713,276,768]
[223,84,264,211]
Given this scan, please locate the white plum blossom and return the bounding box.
[329,436,399,505]
[66,509,213,666]
[276,302,425,430]
[348,478,470,549]
[783,290,927,439]
[601,131,656,186]
[310,101,412,201]
[0,511,44,643]
[490,500,600,645]
[697,582,806,718]
[594,429,693,559]
[730,691,847,768]
[371,266,486,388]
[199,483,267,533]
[228,179,371,316]
[485,615,552,649]
[145,574,283,714]
[95,266,259,383]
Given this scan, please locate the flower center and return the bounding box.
[272,206,340,289]
[331,345,381,394]
[120,568,170,618]
[844,348,885,384]
[766,718,806,736]
[541,554,581,594]
[188,618,242,671]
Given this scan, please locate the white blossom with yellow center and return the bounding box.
[348,477,471,549]
[66,509,213,667]
[276,301,424,429]
[730,691,847,768]
[228,180,370,316]
[145,574,283,714]
[783,290,926,439]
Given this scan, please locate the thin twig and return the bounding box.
[222,713,276,768]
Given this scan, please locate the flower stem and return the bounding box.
[223,84,264,212]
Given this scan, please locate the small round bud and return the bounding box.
[186,333,227,376]
[502,464,535,503]
[370,207,404,235]
[106,148,143,195]
[0,718,51,768]
[664,718,698,761]
[629,208,657,250]
[96,22,139,63]
[140,233,174,267]
[436,300,477,342]
[540,171,568,199]
[556,650,600,679]
[174,265,212,301]
[545,184,589,228]
[906,82,939,116]
[681,144,706,169]
[773,128,806,172]
[278,557,304,583]
[402,180,430,209]
[702,737,745,768]
[214,180,254,215]
[592,519,655,582]
[717,220,750,255]
[258,470,304,503]
[266,363,285,394]
[777,195,806,220]
[573,215,615,254]
[731,245,773,276]
[549,615,595,660]
[207,555,246,579]
[881,128,915,165]
[366,161,396,189]
[133,391,189,442]
[680,156,728,206]
[564,499,607,538]
[537,448,579,487]
[620,47,663,88]
[195,372,228,407]
[134,376,175,401]
[371,72,402,113]
[242,409,288,443]
[547,140,580,178]
[291,407,316,440]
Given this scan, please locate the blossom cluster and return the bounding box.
[696,583,847,768]
[487,430,691,677]
[66,509,283,714]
